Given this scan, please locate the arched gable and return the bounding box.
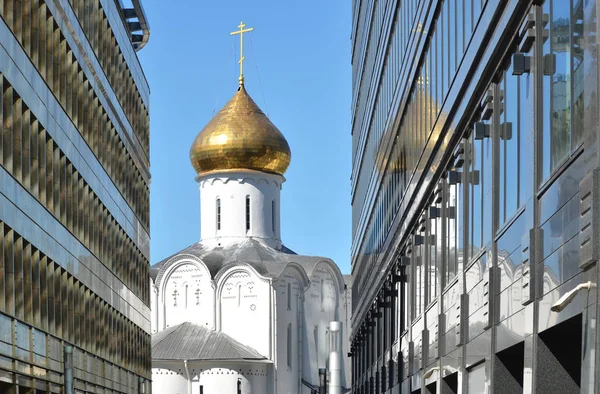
[305,259,346,294]
[157,255,215,330]
[155,254,212,290]
[276,262,310,290]
[214,262,270,294]
[216,263,271,358]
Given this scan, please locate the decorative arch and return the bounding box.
[200,173,283,188]
[157,255,216,330]
[156,254,214,300]
[277,262,310,290]
[239,177,257,185]
[214,262,270,296]
[306,259,346,293]
[202,177,225,187]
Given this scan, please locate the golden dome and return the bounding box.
[190,85,291,176]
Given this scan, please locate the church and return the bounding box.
[149,23,351,394]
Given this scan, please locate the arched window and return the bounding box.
[287,323,293,369]
[272,200,276,233]
[216,198,221,230]
[246,196,251,231]
[184,284,188,308]
[287,282,292,310]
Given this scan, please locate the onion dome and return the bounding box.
[190,85,291,176]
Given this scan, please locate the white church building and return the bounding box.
[149,38,351,393]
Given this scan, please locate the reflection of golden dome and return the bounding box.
[190,85,291,176]
[375,85,449,176]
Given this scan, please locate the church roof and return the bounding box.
[152,322,266,362]
[189,85,291,176]
[150,238,330,282]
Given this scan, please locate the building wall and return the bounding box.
[0,0,151,392]
[350,0,600,392]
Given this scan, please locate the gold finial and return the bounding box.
[230,21,254,86]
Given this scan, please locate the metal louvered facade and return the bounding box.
[0,0,151,392]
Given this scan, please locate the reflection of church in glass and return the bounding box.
[150,23,351,394]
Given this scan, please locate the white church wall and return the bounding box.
[218,267,272,358]
[152,368,188,394]
[198,171,283,248]
[159,260,215,330]
[274,269,304,394]
[195,365,268,394]
[302,263,341,386]
[153,363,269,394]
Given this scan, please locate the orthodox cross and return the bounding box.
[230,21,254,85]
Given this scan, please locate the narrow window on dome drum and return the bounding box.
[246,196,251,231]
[272,200,276,233]
[216,198,221,230]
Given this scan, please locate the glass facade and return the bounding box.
[350,0,600,392]
[0,0,151,392]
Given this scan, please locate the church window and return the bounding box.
[320,279,325,311]
[287,323,293,369]
[314,325,319,353]
[287,282,292,310]
[272,200,276,233]
[246,196,251,231]
[216,198,221,230]
[185,284,188,308]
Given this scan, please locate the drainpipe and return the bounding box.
[64,345,73,394]
[184,359,192,394]
[298,294,304,394]
[328,321,342,394]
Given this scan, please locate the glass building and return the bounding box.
[350,0,599,392]
[0,0,151,392]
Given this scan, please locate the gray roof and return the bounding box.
[152,322,266,362]
[151,238,329,282]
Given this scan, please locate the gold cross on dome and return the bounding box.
[230,21,254,86]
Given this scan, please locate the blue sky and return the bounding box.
[137,0,353,273]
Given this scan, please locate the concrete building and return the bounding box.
[0,0,151,392]
[349,0,600,392]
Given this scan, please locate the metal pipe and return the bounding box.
[64,345,73,394]
[328,322,342,394]
[184,359,192,394]
[319,368,327,394]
